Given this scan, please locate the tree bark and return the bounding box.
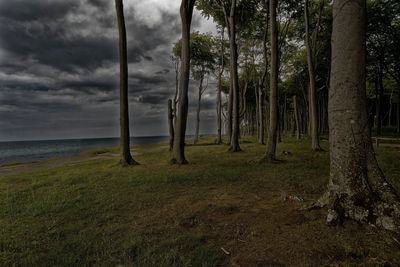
[115,0,138,166]
[305,0,322,151]
[263,0,278,161]
[314,0,400,232]
[258,2,269,145]
[168,99,174,151]
[194,74,204,144]
[171,0,195,164]
[217,27,225,144]
[293,95,300,140]
[227,0,241,152]
[397,89,400,133]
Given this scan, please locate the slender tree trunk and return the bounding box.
[168,99,174,151]
[293,95,300,140]
[258,3,269,145]
[263,0,278,161]
[115,0,138,166]
[388,89,394,127]
[173,60,180,130]
[258,85,265,144]
[397,89,400,133]
[255,84,260,140]
[194,75,204,144]
[313,0,400,232]
[171,0,195,164]
[305,0,321,150]
[377,64,384,135]
[228,0,241,152]
[217,27,225,144]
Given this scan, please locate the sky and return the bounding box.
[0,0,218,141]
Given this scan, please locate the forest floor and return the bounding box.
[1,136,400,266]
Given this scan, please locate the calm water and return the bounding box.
[0,136,172,165]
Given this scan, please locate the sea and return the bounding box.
[0,136,174,166]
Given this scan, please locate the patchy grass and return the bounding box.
[0,136,400,266]
[79,147,118,157]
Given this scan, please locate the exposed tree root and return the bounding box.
[304,183,400,232]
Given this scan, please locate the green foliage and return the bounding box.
[173,32,216,80]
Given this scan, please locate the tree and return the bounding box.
[312,0,400,231]
[224,0,241,151]
[216,27,226,144]
[263,0,278,161]
[171,0,196,164]
[304,0,324,151]
[115,0,138,166]
[173,32,215,144]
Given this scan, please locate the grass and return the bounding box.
[1,136,400,266]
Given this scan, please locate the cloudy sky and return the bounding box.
[0,0,218,141]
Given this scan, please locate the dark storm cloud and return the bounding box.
[0,0,217,141]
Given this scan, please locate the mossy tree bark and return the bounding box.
[115,0,138,166]
[171,0,195,164]
[315,0,400,232]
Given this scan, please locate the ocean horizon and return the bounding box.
[0,135,198,166]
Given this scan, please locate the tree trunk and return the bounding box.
[293,95,300,140]
[263,0,278,161]
[258,85,265,144]
[388,89,394,127]
[171,0,195,164]
[255,84,260,140]
[168,99,174,151]
[228,0,241,152]
[194,75,204,144]
[314,0,400,232]
[376,63,384,136]
[115,0,138,166]
[397,89,400,133]
[305,0,321,151]
[217,27,225,145]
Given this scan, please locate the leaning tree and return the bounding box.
[312,0,400,231]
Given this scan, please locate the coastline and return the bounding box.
[0,143,168,178]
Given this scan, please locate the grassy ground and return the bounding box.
[1,136,400,266]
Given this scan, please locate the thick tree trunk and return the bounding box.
[171,0,195,164]
[293,95,300,140]
[217,28,225,145]
[305,0,321,151]
[228,0,241,152]
[314,0,400,232]
[115,0,138,166]
[194,75,204,144]
[263,0,278,161]
[168,99,174,151]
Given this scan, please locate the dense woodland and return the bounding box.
[115,0,400,232]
